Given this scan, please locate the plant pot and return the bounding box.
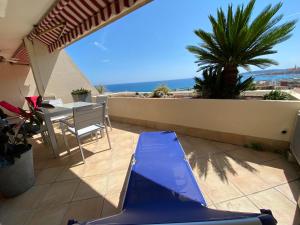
[0,146,35,197]
[72,94,89,102]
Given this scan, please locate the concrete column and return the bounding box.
[23,37,98,103]
[24,38,45,95]
[24,37,61,96]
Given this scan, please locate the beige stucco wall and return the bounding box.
[108,97,300,142]
[24,38,98,103]
[0,63,37,111]
[42,49,99,103]
[0,39,98,114]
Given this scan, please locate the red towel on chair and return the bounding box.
[0,101,31,119]
[0,101,22,115]
[25,96,43,110]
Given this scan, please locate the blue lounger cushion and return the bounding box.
[78,131,277,225]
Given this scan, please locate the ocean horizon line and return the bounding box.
[101,77,194,86]
[99,70,300,93]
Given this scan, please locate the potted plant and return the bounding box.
[0,109,39,197]
[71,88,91,102]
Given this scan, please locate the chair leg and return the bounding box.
[76,136,86,163]
[41,131,47,144]
[61,124,71,154]
[105,125,112,149]
[106,115,112,131]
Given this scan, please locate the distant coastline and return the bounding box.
[102,69,300,93]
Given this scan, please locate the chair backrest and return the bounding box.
[94,96,108,114]
[73,103,106,131]
[43,95,56,100]
[94,95,108,104]
[48,99,63,106]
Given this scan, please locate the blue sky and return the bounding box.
[66,0,300,85]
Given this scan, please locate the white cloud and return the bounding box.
[93,41,107,51]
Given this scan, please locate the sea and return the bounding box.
[104,74,300,93]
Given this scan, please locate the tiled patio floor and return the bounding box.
[0,122,300,225]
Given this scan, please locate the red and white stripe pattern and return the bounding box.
[11,42,30,65]
[27,0,145,52]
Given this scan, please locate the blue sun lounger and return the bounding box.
[74,131,277,225]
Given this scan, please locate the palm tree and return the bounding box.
[194,67,254,99]
[187,0,297,98]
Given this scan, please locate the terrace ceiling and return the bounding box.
[0,0,56,63]
[0,0,151,65]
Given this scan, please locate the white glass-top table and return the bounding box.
[42,102,95,157]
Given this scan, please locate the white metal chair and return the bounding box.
[47,99,72,124]
[34,109,54,153]
[94,95,112,130]
[60,103,111,163]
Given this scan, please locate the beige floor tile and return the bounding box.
[56,164,85,181]
[199,188,214,206]
[61,197,103,225]
[0,184,50,213]
[82,161,111,177]
[84,150,112,164]
[275,180,300,204]
[5,123,300,225]
[216,155,271,195]
[27,204,68,225]
[0,209,33,225]
[180,136,224,158]
[39,180,80,207]
[251,159,300,186]
[228,148,281,163]
[73,175,108,201]
[197,179,243,204]
[33,153,70,170]
[106,170,128,194]
[216,197,260,213]
[248,188,299,225]
[112,146,134,158]
[211,141,240,153]
[111,154,132,172]
[194,161,244,204]
[101,192,122,218]
[35,166,65,185]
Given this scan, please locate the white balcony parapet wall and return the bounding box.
[108,97,300,149]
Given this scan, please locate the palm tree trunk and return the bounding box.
[222,65,239,98]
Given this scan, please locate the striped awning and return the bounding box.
[28,0,150,52]
[11,42,30,65]
[11,0,150,65]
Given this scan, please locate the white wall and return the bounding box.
[0,39,99,115]
[0,63,37,110]
[25,38,98,103]
[108,97,300,142]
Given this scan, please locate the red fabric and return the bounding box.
[0,101,22,115]
[0,101,32,119]
[25,96,39,109]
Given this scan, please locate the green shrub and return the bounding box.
[263,90,291,100]
[95,85,105,94]
[152,85,170,98]
[194,67,254,99]
[245,81,256,91]
[244,142,263,151]
[71,88,91,96]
